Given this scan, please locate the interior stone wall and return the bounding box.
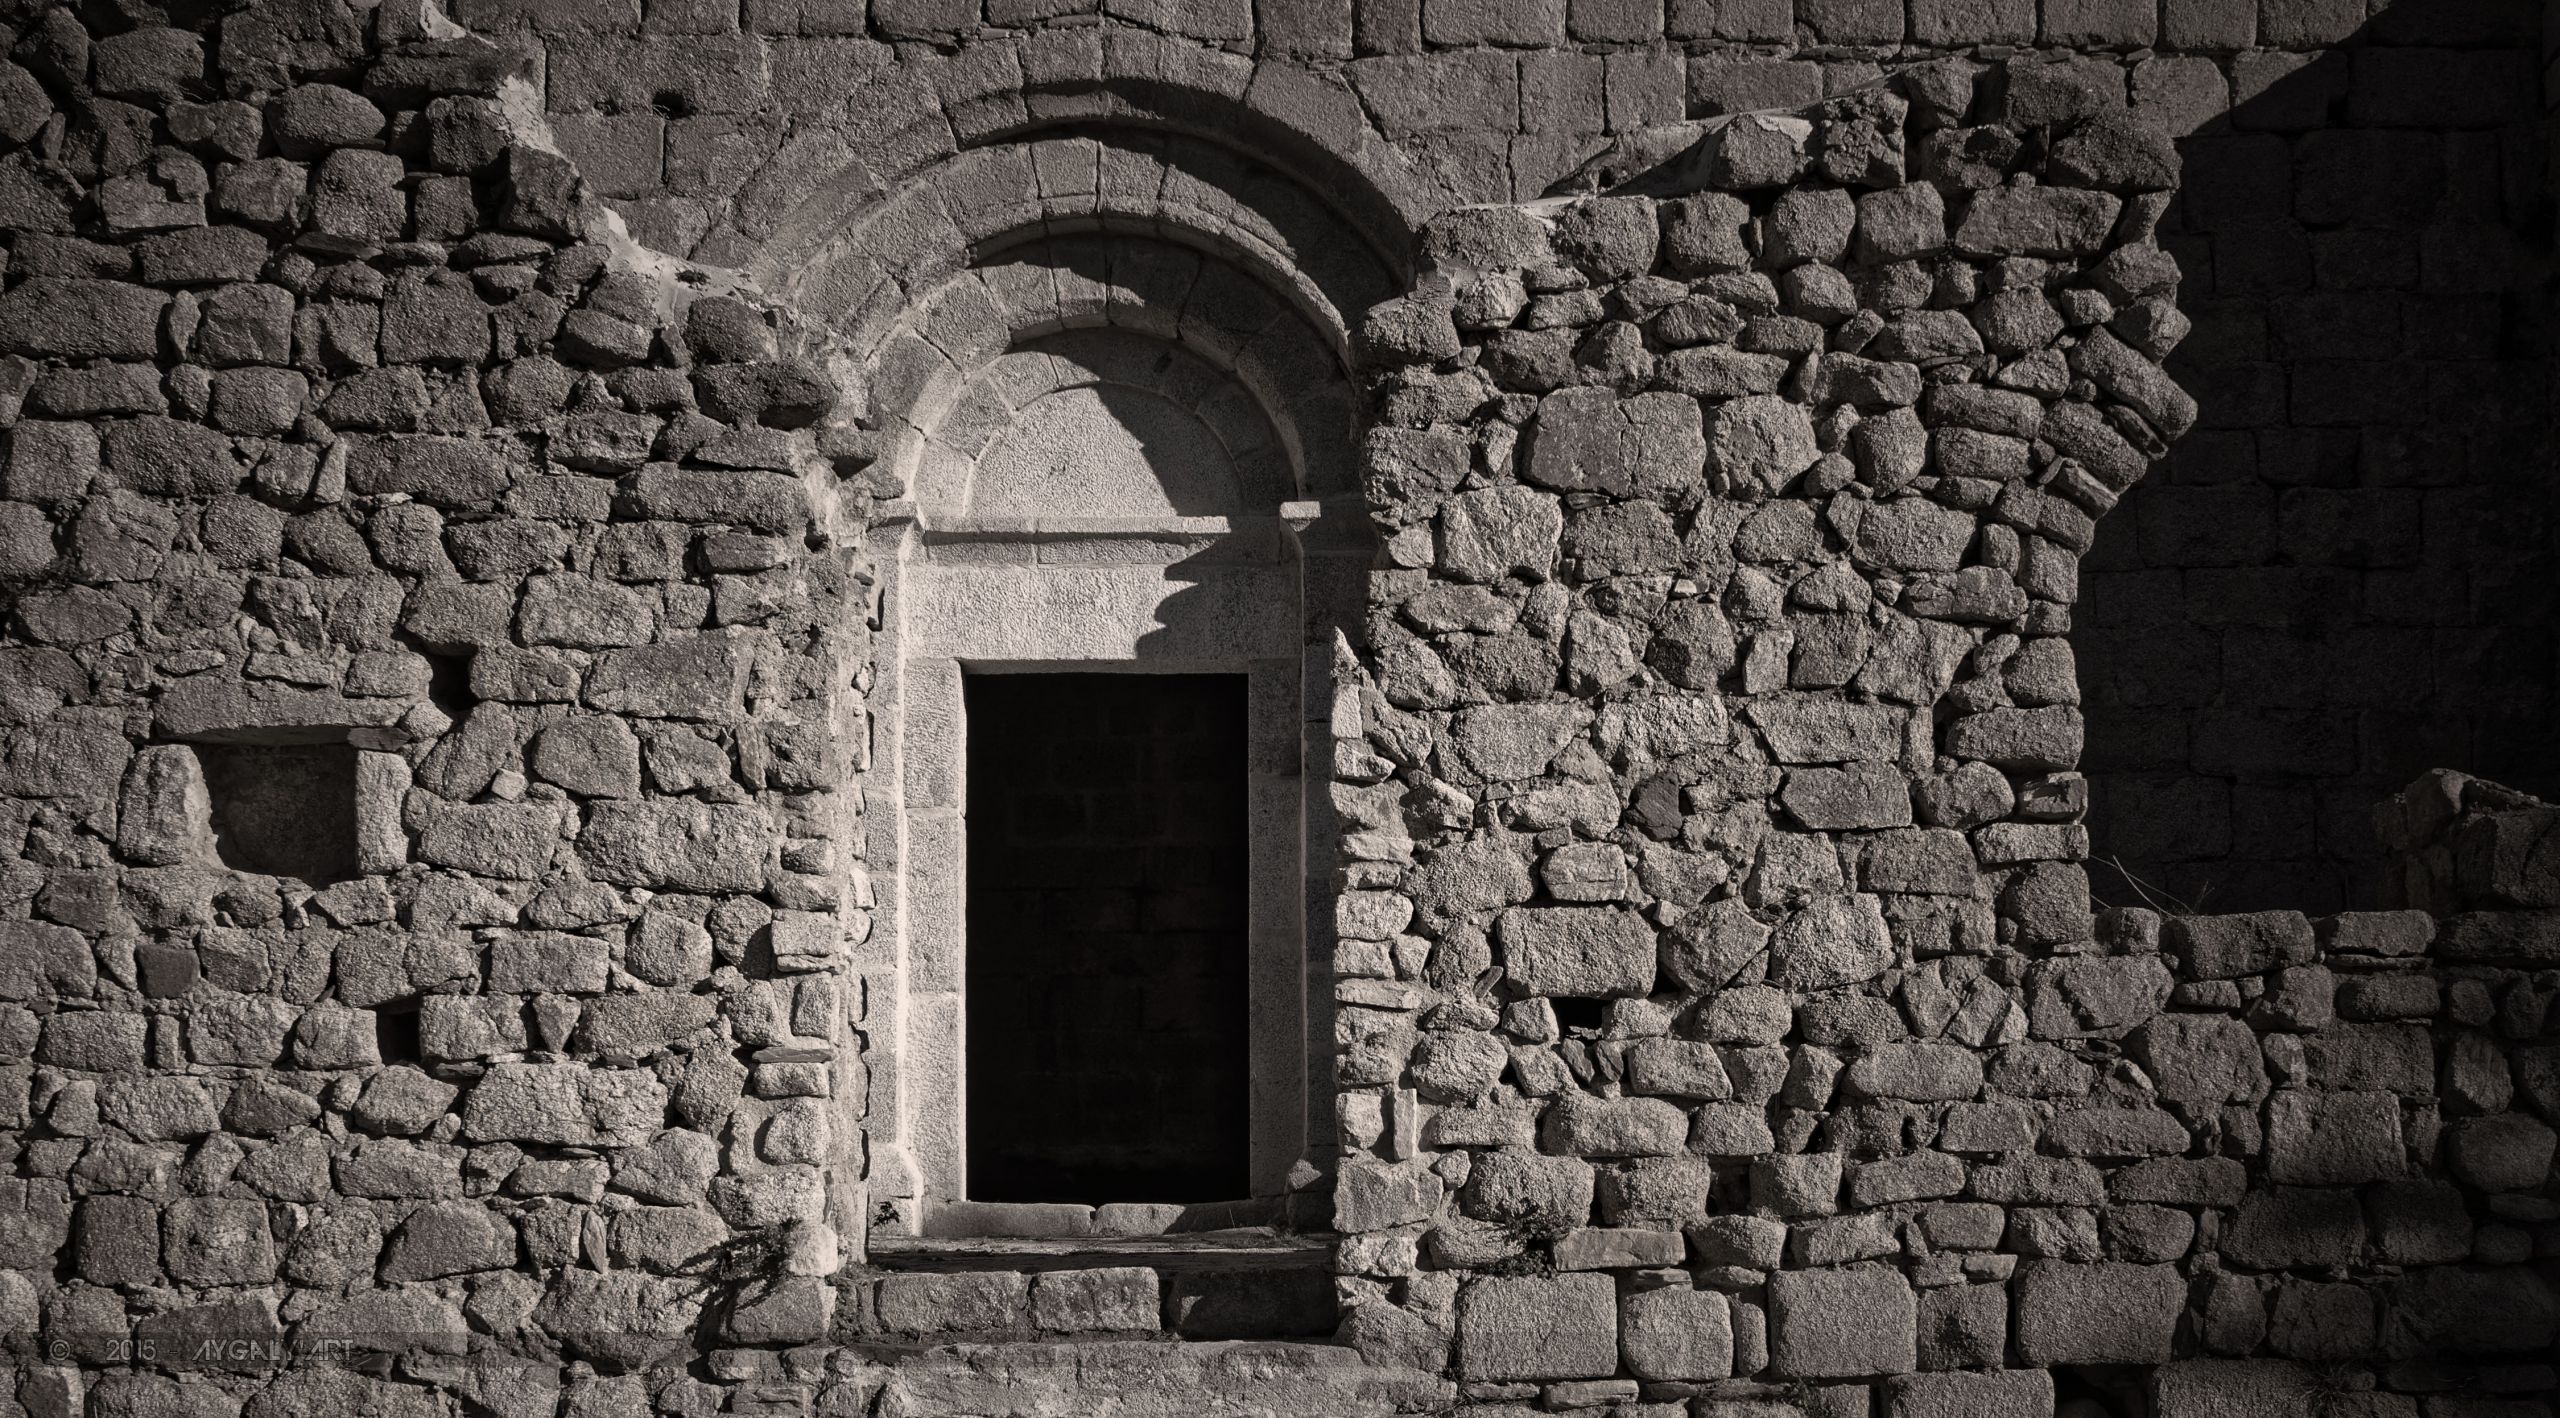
[2090,2,2553,915]
[961,671,1254,1204]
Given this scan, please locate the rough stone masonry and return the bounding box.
[0,1,2549,1417]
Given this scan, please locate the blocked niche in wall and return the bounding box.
[963,671,1253,1205]
[194,742,359,885]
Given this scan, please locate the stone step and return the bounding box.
[845,1244,1339,1342]
[868,1227,1335,1273]
[863,1339,1451,1418]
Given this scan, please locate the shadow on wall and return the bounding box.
[974,375,1251,518]
[2076,0,2554,916]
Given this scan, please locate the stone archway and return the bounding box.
[763,126,1386,1238]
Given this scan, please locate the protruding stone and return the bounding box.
[1707,393,1819,499]
[1623,1286,1733,1380]
[1770,893,1895,989]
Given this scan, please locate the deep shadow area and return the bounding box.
[2077,0,2555,914]
[965,671,1252,1204]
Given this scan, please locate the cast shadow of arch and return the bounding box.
[971,376,1262,519]
[2074,0,2554,915]
[1010,232,1360,501]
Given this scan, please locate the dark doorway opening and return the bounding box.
[964,672,1251,1204]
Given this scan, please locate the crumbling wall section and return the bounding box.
[0,1,881,1409]
[1329,58,2560,1414]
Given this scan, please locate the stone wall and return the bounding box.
[0,3,882,1411]
[445,0,2558,914]
[1325,59,2560,1417]
[2091,3,2552,914]
[0,0,2554,1416]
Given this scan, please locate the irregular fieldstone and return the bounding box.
[1461,1149,1594,1230]
[1770,893,1895,989]
[1455,1274,1618,1381]
[1706,393,1819,499]
[2447,1113,2556,1192]
[2224,1187,2364,1270]
[1915,1283,2008,1370]
[1842,1043,1984,1103]
[417,802,560,880]
[1541,1094,1688,1157]
[1953,186,2121,256]
[382,1200,517,1280]
[2264,1090,2404,1186]
[529,714,643,798]
[1525,388,1704,502]
[2129,1013,2267,1106]
[1496,907,1655,998]
[2012,1261,2185,1363]
[580,801,773,892]
[2168,911,2316,980]
[460,1063,666,1148]
[2024,955,2172,1039]
[1767,1265,1916,1378]
[349,1065,460,1136]
[0,279,169,359]
[1623,1286,1732,1380]
[163,1197,277,1285]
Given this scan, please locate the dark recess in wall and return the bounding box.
[964,671,1253,1205]
[195,742,359,885]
